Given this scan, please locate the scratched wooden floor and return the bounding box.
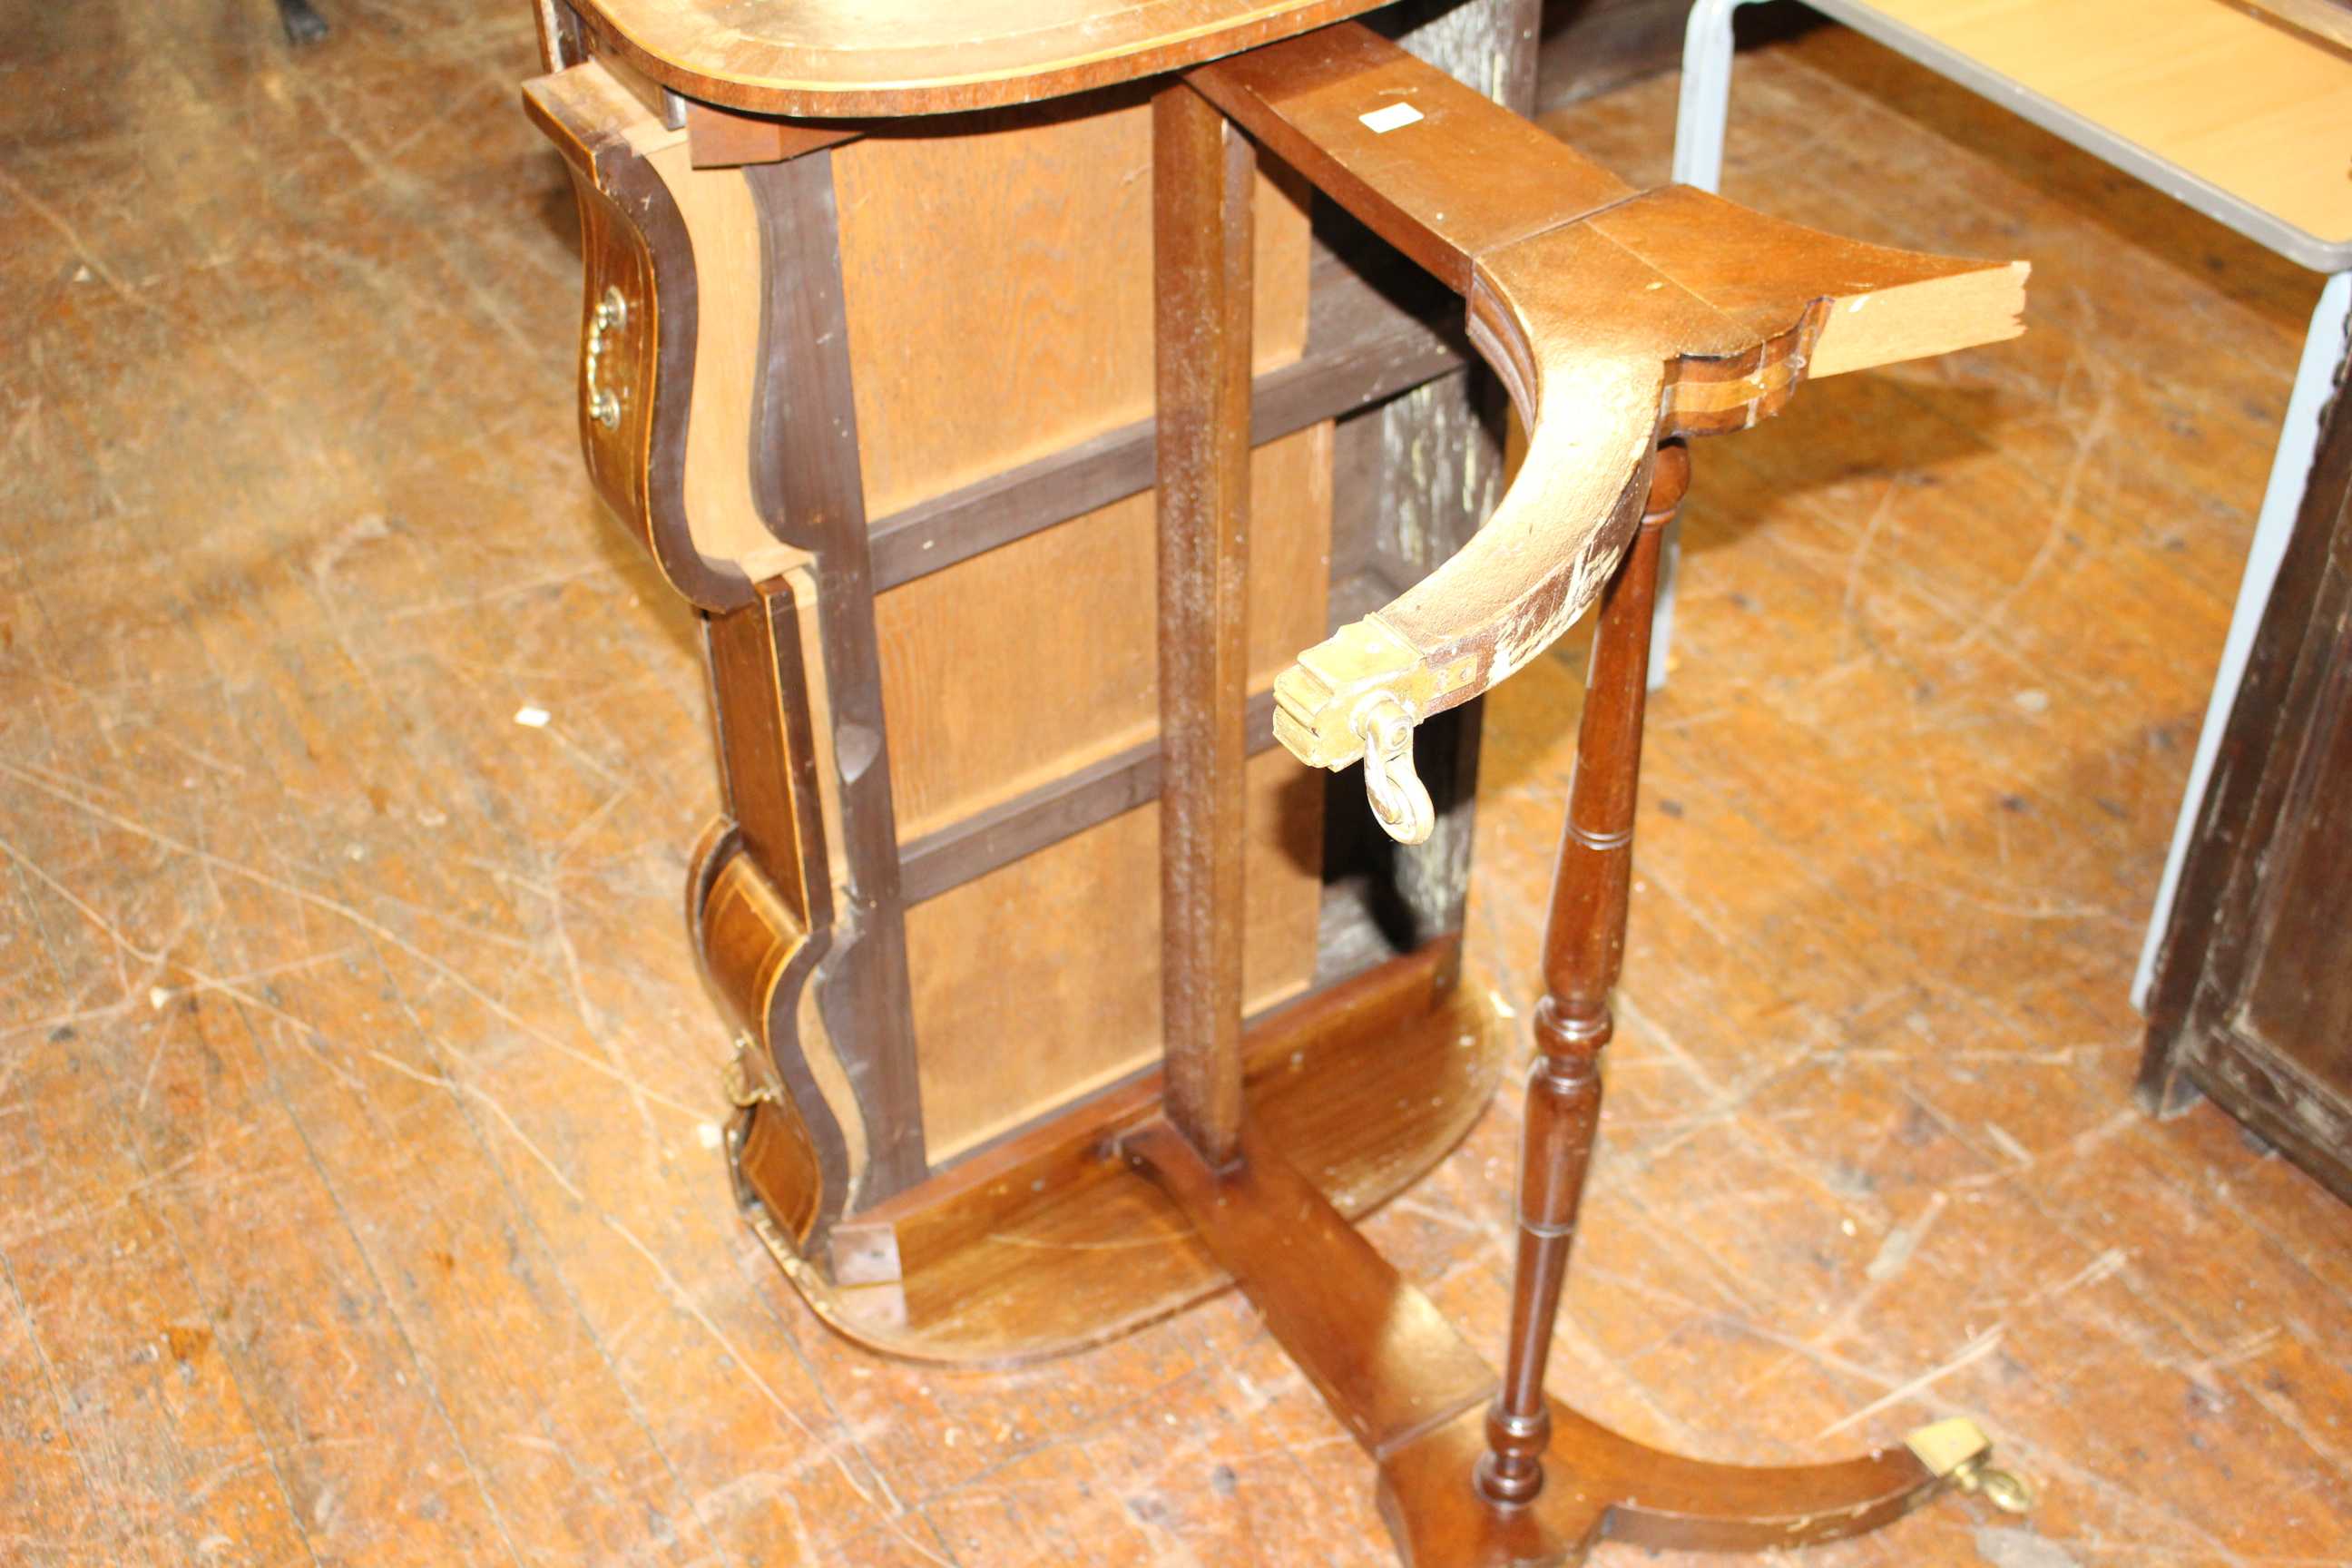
[4,5,2348,1565]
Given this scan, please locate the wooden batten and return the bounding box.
[895,690,1279,906]
[874,425,1331,841]
[906,745,1321,1163]
[743,150,930,1202]
[862,245,1461,593]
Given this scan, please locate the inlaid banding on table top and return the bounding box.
[556,0,1398,117]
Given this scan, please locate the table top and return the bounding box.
[566,0,1394,116]
[1827,0,2352,267]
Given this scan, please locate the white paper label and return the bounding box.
[1358,103,1424,134]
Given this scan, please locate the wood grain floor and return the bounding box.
[3,5,2347,1565]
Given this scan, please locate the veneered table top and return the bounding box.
[568,0,1395,115]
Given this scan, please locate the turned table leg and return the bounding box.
[1131,40,2026,1560]
[1132,430,2017,1565]
[1480,442,1689,1504]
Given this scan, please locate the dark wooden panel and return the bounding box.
[2239,647,2352,1078]
[703,583,827,924]
[1308,0,1530,985]
[1382,0,1544,113]
[1536,0,1693,110]
[2142,336,2352,1202]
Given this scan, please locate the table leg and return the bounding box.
[1652,0,1759,693]
[1131,433,2016,1560]
[1478,443,1687,1504]
[1671,0,1752,192]
[1153,81,1257,1167]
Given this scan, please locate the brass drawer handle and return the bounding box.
[584,284,629,430]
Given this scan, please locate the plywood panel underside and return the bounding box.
[815,93,1326,1171]
[833,103,1312,520]
[877,425,1332,837]
[885,426,1334,1161]
[906,746,1324,1160]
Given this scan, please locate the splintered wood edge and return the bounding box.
[1203,25,2034,778]
[1808,260,2031,379]
[1276,252,2031,769]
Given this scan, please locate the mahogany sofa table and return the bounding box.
[516,3,2034,1559]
